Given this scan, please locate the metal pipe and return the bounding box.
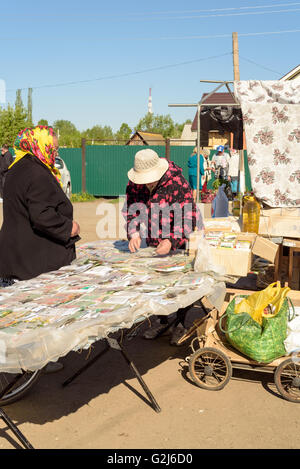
[198,103,239,107]
[196,103,201,204]
[168,104,198,107]
[200,80,234,84]
[200,83,224,104]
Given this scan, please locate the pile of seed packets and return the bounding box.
[0,240,224,373]
[205,232,252,250]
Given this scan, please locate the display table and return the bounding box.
[0,240,225,448]
[0,240,225,374]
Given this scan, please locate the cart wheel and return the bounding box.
[188,347,232,391]
[0,370,41,406]
[274,358,300,403]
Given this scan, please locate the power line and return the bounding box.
[6,52,231,93]
[138,28,300,41]
[2,3,300,23]
[140,7,300,20]
[2,27,300,43]
[124,1,300,16]
[239,56,283,75]
[7,2,300,19]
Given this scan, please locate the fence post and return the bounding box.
[81,138,86,193]
[165,138,170,161]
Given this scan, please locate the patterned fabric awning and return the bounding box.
[234,80,300,207]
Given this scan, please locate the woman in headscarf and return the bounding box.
[0,126,80,284]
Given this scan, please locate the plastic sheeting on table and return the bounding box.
[0,240,225,373]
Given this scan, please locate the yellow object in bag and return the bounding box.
[234,282,290,325]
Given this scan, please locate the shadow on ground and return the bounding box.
[1,318,193,428]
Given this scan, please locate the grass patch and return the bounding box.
[70,192,96,203]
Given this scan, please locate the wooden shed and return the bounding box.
[126,131,165,146]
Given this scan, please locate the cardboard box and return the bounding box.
[203,217,242,233]
[259,214,300,239]
[208,232,255,277]
[197,202,212,219]
[189,229,279,277]
[261,207,300,218]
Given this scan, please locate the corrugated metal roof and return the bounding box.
[126,131,165,145]
[200,92,236,105]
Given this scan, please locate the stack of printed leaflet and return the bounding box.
[0,240,225,373]
[205,232,251,250]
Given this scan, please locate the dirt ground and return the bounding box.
[0,200,299,450]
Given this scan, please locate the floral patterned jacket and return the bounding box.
[122,160,203,250]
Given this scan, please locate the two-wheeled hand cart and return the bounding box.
[179,291,300,403]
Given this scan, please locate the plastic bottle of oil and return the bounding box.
[232,192,243,217]
[242,193,261,233]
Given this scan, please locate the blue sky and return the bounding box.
[1,0,300,132]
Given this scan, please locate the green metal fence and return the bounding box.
[58,148,82,193]
[58,145,252,196]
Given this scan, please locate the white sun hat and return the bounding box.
[128,149,169,184]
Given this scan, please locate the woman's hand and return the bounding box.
[71,220,80,237]
[155,239,172,256]
[129,233,141,253]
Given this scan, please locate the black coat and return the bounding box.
[0,154,79,280]
[0,150,14,197]
[0,150,13,176]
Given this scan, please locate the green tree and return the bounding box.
[135,113,176,138]
[53,119,81,147]
[135,113,193,139]
[82,125,114,144]
[37,119,49,126]
[114,123,132,143]
[0,104,28,146]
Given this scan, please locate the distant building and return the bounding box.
[279,64,300,81]
[126,131,165,146]
[175,92,241,148]
[169,124,195,147]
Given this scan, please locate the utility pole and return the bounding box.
[232,32,240,81]
[27,87,33,124]
[168,103,201,203]
[232,32,245,196]
[15,89,22,108]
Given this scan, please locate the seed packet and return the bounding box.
[235,240,251,250]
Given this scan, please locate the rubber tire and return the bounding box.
[274,358,300,403]
[189,347,232,391]
[0,370,42,406]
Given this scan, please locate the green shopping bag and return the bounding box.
[220,295,293,364]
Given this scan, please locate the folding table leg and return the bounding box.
[0,408,34,449]
[107,338,161,413]
[62,342,110,387]
[62,338,161,413]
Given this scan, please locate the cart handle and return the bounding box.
[287,297,295,322]
[218,311,250,334]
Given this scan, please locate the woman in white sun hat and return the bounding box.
[122,148,203,344]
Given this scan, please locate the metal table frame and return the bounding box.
[0,282,211,449]
[0,372,35,449]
